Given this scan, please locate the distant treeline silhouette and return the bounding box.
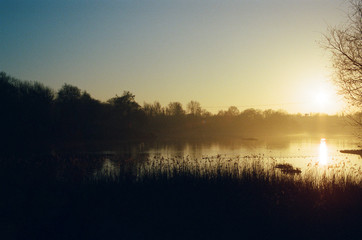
[0,72,356,148]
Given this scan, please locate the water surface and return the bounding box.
[95,135,362,182]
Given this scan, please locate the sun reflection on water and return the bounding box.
[319,138,328,165]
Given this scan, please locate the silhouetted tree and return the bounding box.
[54,84,105,140]
[107,91,140,115]
[187,101,202,116]
[226,106,240,116]
[201,109,212,117]
[241,108,262,120]
[166,102,185,116]
[106,91,146,139]
[56,84,81,103]
[217,110,226,116]
[323,0,362,127]
[143,101,163,116]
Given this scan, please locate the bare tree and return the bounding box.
[143,101,163,116]
[187,100,202,116]
[166,102,185,116]
[226,106,240,116]
[322,0,362,127]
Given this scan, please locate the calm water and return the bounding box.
[95,135,362,181]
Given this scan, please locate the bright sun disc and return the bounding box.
[315,92,328,105]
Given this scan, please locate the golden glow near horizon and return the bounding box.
[292,73,344,115]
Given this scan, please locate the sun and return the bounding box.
[315,92,328,106]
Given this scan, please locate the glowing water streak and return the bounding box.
[319,138,328,165]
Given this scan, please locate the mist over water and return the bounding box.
[92,135,362,183]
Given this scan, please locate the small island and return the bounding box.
[340,149,362,157]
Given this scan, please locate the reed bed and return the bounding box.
[91,154,362,189]
[1,153,362,239]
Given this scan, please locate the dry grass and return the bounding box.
[1,153,362,239]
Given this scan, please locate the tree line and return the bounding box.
[0,72,356,149]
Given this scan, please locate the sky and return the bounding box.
[0,0,352,114]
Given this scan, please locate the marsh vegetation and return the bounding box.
[1,137,362,239]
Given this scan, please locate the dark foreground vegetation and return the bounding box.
[1,152,362,240]
[1,71,359,151]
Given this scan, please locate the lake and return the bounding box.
[92,135,362,182]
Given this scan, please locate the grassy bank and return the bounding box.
[1,154,362,239]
